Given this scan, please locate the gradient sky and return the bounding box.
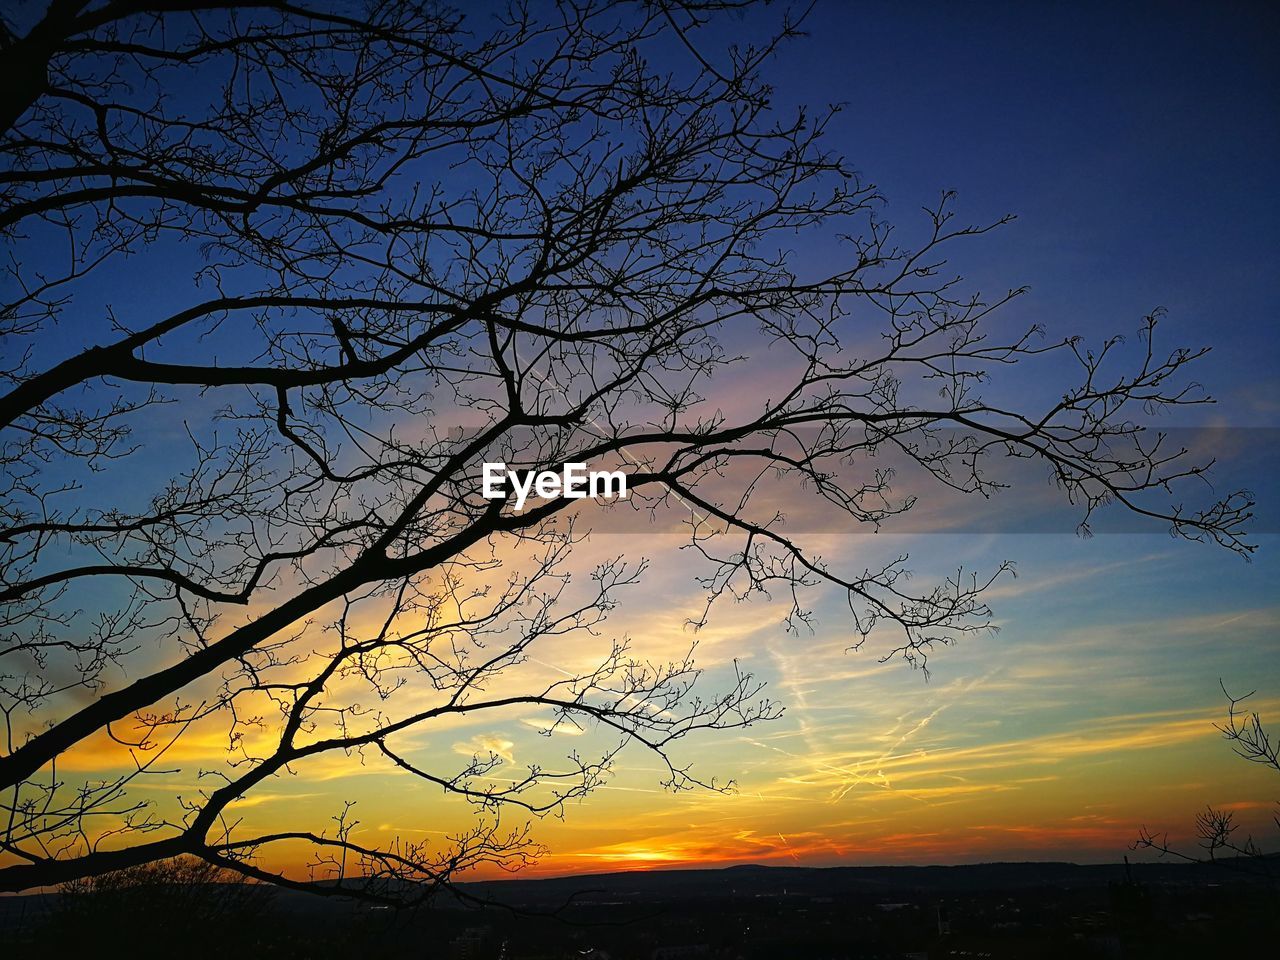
[14,0,1280,880]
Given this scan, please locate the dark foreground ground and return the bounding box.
[2,859,1276,959]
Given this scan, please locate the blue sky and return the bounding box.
[762,1,1279,423]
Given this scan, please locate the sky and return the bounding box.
[10,0,1280,881]
[363,0,1280,875]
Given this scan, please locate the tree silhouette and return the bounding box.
[41,855,270,952]
[1133,686,1278,875]
[0,1,1253,901]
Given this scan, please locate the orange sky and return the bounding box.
[50,529,1280,881]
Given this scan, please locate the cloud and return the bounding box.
[452,734,516,765]
[520,716,586,736]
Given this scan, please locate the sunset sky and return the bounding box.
[12,1,1280,882]
[271,1,1280,876]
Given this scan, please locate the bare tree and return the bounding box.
[0,1,1253,902]
[42,855,270,949]
[1134,686,1278,876]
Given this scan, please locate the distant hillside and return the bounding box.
[4,856,1274,925]
[442,858,1278,908]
